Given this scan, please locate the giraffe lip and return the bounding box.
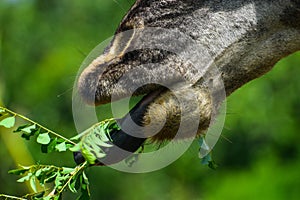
[77,60,166,106]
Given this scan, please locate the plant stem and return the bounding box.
[0,106,76,145]
[57,161,88,194]
[0,194,27,200]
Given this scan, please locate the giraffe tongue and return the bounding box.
[73,89,164,166]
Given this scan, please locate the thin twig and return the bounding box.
[0,106,76,145]
[57,161,88,194]
[0,194,26,200]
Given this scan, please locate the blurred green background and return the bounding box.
[0,0,300,199]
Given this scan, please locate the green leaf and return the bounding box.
[0,116,15,128]
[70,134,83,141]
[83,139,106,159]
[19,124,40,140]
[201,154,212,165]
[66,143,75,150]
[35,167,53,185]
[81,147,97,165]
[81,182,87,191]
[55,172,69,190]
[37,133,51,145]
[54,172,63,189]
[90,133,113,148]
[41,138,57,153]
[69,143,81,152]
[18,125,38,140]
[21,124,36,133]
[44,172,58,183]
[30,176,37,192]
[17,172,32,183]
[35,169,42,177]
[68,177,78,193]
[8,168,30,175]
[62,167,74,174]
[201,153,218,170]
[77,172,90,200]
[14,124,31,132]
[82,172,89,186]
[71,119,120,165]
[68,171,82,194]
[110,121,121,131]
[55,142,67,152]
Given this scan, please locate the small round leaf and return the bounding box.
[37,133,51,145]
[55,142,67,152]
[0,116,15,128]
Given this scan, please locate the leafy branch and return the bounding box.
[5,162,89,200]
[0,106,120,199]
[0,105,217,199]
[0,106,76,146]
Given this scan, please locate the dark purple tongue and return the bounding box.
[74,89,164,166]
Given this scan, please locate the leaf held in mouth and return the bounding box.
[72,119,120,165]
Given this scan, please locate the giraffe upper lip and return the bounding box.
[77,59,164,105]
[77,50,178,106]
